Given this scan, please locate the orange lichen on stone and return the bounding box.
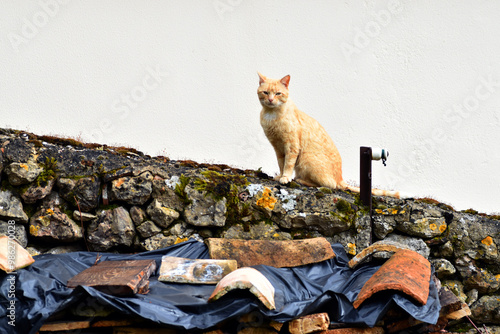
[482,236,494,246]
[20,163,29,171]
[439,224,447,233]
[347,242,357,256]
[46,208,55,215]
[375,209,383,214]
[256,187,277,210]
[114,178,125,188]
[391,209,398,215]
[175,237,189,244]
[429,223,437,231]
[30,225,40,236]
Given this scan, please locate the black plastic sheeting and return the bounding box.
[0,240,440,334]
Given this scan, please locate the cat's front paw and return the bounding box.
[279,176,292,184]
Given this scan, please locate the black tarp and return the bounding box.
[0,240,440,334]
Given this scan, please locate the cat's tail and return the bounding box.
[340,181,410,199]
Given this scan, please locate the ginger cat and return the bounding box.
[257,73,401,198]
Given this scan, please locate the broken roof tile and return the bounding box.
[353,249,431,309]
[206,237,335,268]
[208,267,276,310]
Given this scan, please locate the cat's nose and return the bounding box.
[268,98,274,102]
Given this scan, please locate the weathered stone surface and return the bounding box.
[396,217,447,239]
[466,289,479,306]
[46,244,85,254]
[0,190,28,223]
[147,199,180,228]
[430,258,456,278]
[0,220,28,248]
[434,240,454,258]
[152,179,184,212]
[29,207,83,242]
[222,221,291,240]
[470,295,500,324]
[373,215,397,239]
[41,192,69,211]
[0,149,3,178]
[165,221,192,238]
[136,220,162,238]
[0,236,35,272]
[455,255,500,293]
[185,187,227,227]
[1,136,33,162]
[373,205,410,239]
[140,233,177,251]
[209,267,276,310]
[206,237,335,268]
[58,176,101,212]
[288,313,330,334]
[288,211,352,237]
[5,161,42,185]
[159,256,237,284]
[87,207,135,251]
[72,210,97,222]
[382,233,430,259]
[442,280,468,303]
[353,249,431,309]
[448,214,500,264]
[21,177,56,203]
[130,206,147,226]
[110,173,152,205]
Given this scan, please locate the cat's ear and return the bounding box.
[258,72,267,85]
[280,75,290,89]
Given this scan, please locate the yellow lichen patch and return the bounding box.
[256,187,277,210]
[30,225,40,236]
[439,224,447,233]
[20,163,29,171]
[46,208,55,215]
[429,223,437,231]
[272,233,281,239]
[375,209,383,214]
[495,274,500,281]
[482,236,494,246]
[391,209,398,215]
[347,242,356,256]
[400,210,406,214]
[175,237,189,244]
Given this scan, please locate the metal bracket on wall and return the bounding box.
[360,146,389,244]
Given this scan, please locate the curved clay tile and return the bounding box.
[208,267,276,310]
[353,249,431,309]
[348,240,412,269]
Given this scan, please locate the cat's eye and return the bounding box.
[276,92,282,96]
[263,91,269,95]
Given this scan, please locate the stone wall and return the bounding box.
[1,128,499,326]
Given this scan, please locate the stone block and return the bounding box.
[158,256,237,284]
[288,313,330,334]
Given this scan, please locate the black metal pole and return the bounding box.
[360,146,373,243]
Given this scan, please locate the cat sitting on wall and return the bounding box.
[257,72,401,198]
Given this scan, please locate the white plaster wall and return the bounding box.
[1,1,499,213]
